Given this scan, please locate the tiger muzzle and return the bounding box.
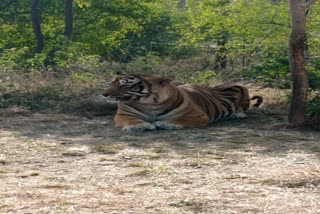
[102,93,132,102]
[114,96,132,101]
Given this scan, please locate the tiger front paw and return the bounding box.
[233,111,247,119]
[152,121,183,130]
[122,123,156,132]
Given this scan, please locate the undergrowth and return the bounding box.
[0,54,319,131]
[307,95,320,130]
[0,55,224,112]
[0,70,109,111]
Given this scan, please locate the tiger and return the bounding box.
[101,74,263,132]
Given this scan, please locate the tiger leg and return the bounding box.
[153,113,209,129]
[114,114,156,132]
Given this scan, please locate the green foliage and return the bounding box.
[176,0,293,83]
[124,53,164,73]
[185,70,218,85]
[307,95,320,129]
[0,0,183,68]
[0,47,46,71]
[1,0,320,90]
[308,97,320,116]
[308,69,320,91]
[244,48,290,86]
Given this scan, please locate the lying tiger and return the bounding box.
[102,74,263,132]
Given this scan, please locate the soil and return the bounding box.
[1,107,320,213]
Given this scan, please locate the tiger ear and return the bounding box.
[129,74,152,86]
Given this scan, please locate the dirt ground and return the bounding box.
[1,106,320,214]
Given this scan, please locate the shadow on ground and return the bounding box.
[1,108,319,157]
[2,107,320,214]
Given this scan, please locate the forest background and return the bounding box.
[0,0,320,125]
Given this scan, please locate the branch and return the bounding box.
[301,0,316,8]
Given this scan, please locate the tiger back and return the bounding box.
[179,84,251,122]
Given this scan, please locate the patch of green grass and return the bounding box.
[169,198,208,213]
[169,200,194,207]
[128,169,152,176]
[98,157,118,162]
[125,162,145,168]
[30,172,40,176]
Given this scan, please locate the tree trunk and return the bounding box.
[64,0,73,38]
[288,0,309,125]
[31,0,44,54]
[44,0,73,66]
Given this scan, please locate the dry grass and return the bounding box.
[91,144,124,154]
[1,86,320,213]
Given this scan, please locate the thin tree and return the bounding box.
[288,0,315,125]
[64,0,73,38]
[31,0,44,54]
[44,0,73,66]
[214,33,228,70]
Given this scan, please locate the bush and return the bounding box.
[0,47,45,71]
[307,96,320,129]
[0,86,69,111]
[244,56,290,87]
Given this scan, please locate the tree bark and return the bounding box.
[31,0,44,54]
[44,0,73,66]
[64,0,73,38]
[288,0,309,125]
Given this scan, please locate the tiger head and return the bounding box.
[102,74,174,103]
[102,74,153,102]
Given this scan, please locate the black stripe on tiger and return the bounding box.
[219,98,234,119]
[118,103,153,121]
[156,91,184,116]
